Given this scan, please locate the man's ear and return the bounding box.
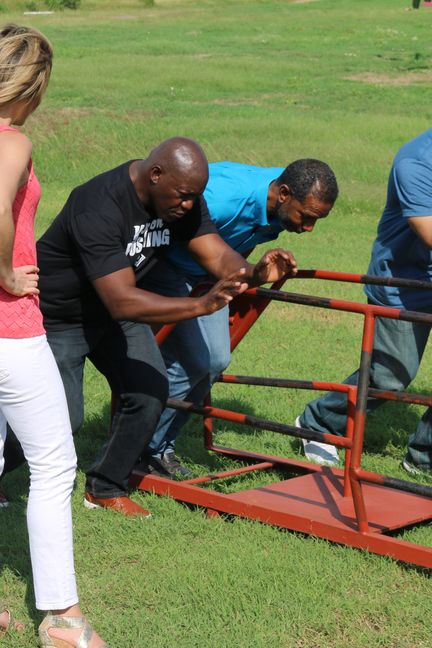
[150,164,163,185]
[278,183,292,204]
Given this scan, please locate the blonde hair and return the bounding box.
[0,24,53,110]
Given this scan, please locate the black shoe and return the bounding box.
[148,453,192,480]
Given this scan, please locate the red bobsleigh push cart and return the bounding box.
[130,270,432,569]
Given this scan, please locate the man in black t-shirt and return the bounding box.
[5,137,298,517]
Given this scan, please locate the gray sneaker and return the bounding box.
[401,458,422,476]
[148,452,192,479]
[295,416,340,466]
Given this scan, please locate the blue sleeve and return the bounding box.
[393,157,432,218]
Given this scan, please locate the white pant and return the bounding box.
[0,335,78,610]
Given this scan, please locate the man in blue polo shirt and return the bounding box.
[297,129,432,474]
[141,158,339,477]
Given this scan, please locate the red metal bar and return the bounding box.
[343,386,356,498]
[205,444,319,474]
[219,374,432,406]
[155,322,177,345]
[368,388,432,406]
[349,311,376,533]
[184,461,274,485]
[251,287,432,325]
[219,375,353,394]
[297,268,432,291]
[166,398,352,449]
[354,467,432,499]
[228,277,287,352]
[203,392,213,450]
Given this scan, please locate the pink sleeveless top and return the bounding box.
[0,125,45,338]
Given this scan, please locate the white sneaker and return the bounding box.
[295,416,340,466]
[401,458,422,476]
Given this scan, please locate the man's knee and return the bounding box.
[119,378,169,420]
[370,355,414,392]
[209,348,231,379]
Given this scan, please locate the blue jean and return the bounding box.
[299,305,432,469]
[143,260,231,457]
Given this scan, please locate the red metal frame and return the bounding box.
[130,270,432,568]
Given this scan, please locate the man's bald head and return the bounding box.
[148,137,209,184]
[141,137,209,223]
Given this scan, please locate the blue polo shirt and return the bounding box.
[164,161,285,276]
[365,129,432,310]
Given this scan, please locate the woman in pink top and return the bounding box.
[0,24,110,648]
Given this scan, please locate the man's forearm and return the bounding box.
[203,249,255,283]
[93,264,245,325]
[107,289,208,324]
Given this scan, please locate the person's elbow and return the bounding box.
[419,235,432,249]
[104,296,137,321]
[96,289,139,321]
[408,216,432,249]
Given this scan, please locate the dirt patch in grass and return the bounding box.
[345,71,432,86]
[193,92,290,107]
[29,106,156,131]
[28,107,95,130]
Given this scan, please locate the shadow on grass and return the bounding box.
[174,392,425,463]
[0,467,36,628]
[0,410,111,629]
[365,399,424,453]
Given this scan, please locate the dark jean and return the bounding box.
[299,306,432,470]
[143,259,231,458]
[3,320,168,497]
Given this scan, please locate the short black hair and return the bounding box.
[275,159,338,204]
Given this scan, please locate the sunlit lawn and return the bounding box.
[0,1,431,646]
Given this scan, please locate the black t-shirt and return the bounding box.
[38,161,216,329]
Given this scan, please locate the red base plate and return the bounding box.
[132,466,432,567]
[228,470,432,534]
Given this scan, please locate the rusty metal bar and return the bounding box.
[219,375,352,393]
[344,386,356,498]
[349,312,376,533]
[297,269,432,291]
[250,287,432,324]
[219,375,432,408]
[203,392,214,450]
[155,322,177,345]
[368,388,432,406]
[166,398,352,449]
[354,467,432,499]
[184,461,274,485]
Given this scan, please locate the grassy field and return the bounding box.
[1,0,432,646]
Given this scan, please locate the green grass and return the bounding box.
[1,0,432,646]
